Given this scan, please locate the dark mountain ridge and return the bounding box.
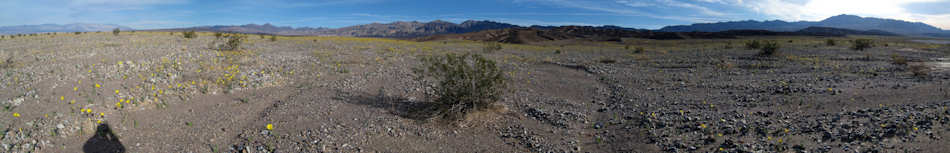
[0,23,133,34]
[660,14,948,36]
[161,20,519,38]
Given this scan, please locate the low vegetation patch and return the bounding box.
[851,39,873,51]
[483,42,502,53]
[759,41,780,56]
[414,53,506,122]
[891,54,907,65]
[745,40,762,49]
[183,30,198,39]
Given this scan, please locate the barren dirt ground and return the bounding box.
[0,32,949,153]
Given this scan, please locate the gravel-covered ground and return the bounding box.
[0,32,948,152]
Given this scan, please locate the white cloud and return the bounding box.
[743,0,950,29]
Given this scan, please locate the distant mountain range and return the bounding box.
[162,20,519,38]
[3,14,947,39]
[0,23,133,34]
[660,14,949,37]
[415,25,900,44]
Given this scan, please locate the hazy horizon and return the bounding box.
[1,0,949,30]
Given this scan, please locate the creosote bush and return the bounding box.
[759,41,780,56]
[908,64,932,77]
[218,34,246,51]
[482,42,502,53]
[745,40,762,49]
[414,53,506,122]
[891,54,907,65]
[214,32,223,39]
[826,39,836,46]
[112,28,120,36]
[269,35,277,41]
[183,30,197,39]
[851,39,873,51]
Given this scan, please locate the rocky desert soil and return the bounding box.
[0,32,949,153]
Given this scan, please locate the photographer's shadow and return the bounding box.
[82,123,126,153]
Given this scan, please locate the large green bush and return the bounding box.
[414,53,506,121]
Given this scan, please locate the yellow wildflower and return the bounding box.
[60,96,65,101]
[115,89,120,94]
[115,102,122,108]
[99,112,105,116]
[12,112,20,117]
[74,87,78,91]
[95,83,101,88]
[70,99,76,104]
[784,128,790,133]
[97,120,102,124]
[266,124,274,130]
[699,123,707,129]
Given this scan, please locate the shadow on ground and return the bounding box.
[82,123,126,153]
[333,89,438,121]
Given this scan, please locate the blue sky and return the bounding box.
[1,0,948,29]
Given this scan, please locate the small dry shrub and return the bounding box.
[759,41,780,56]
[745,40,762,49]
[483,42,502,53]
[851,39,873,51]
[891,54,907,65]
[908,64,932,77]
[219,34,245,51]
[183,30,197,39]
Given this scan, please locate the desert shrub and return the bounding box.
[554,49,561,54]
[745,40,762,49]
[624,45,631,50]
[259,34,265,39]
[759,41,780,56]
[112,28,120,36]
[0,56,13,69]
[891,54,907,65]
[183,30,197,39]
[908,64,932,77]
[269,35,277,41]
[483,42,502,53]
[218,34,245,51]
[413,53,505,121]
[826,39,836,46]
[214,32,223,39]
[170,32,174,35]
[634,47,645,54]
[851,39,873,51]
[75,32,81,35]
[599,58,617,63]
